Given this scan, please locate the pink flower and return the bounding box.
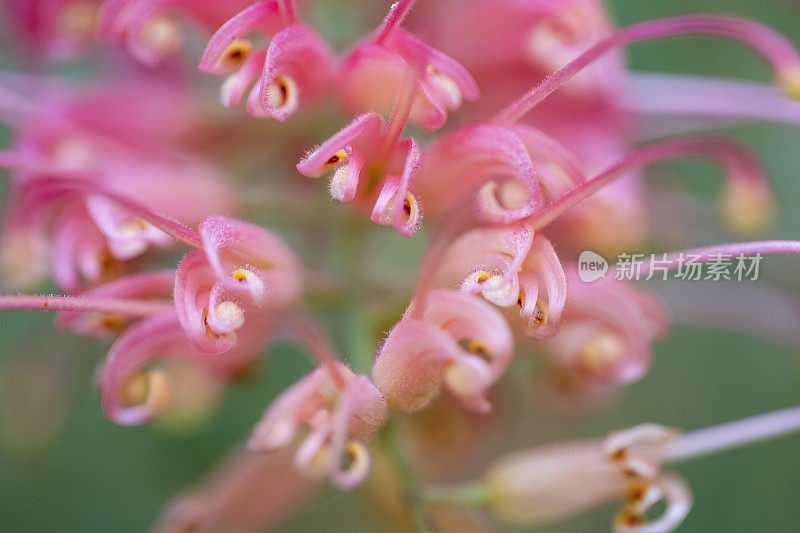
[99,309,272,426]
[372,289,513,413]
[433,222,567,338]
[198,0,337,120]
[5,0,101,61]
[297,112,422,236]
[415,123,543,225]
[425,0,622,108]
[248,362,387,489]
[340,0,479,131]
[543,267,669,385]
[484,423,690,532]
[174,216,301,354]
[156,447,322,532]
[98,0,253,65]
[0,77,238,290]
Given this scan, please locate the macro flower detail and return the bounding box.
[3,2,800,532]
[482,424,690,531]
[373,289,513,413]
[297,111,423,236]
[199,0,337,120]
[340,0,479,131]
[248,362,387,489]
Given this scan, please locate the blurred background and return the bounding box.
[1,0,800,531]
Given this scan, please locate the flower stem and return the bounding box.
[383,419,432,533]
[528,136,763,230]
[639,240,800,277]
[665,405,800,463]
[0,294,173,316]
[376,0,419,45]
[422,483,489,507]
[495,14,800,126]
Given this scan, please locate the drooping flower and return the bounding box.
[99,308,273,426]
[372,289,513,413]
[4,0,102,61]
[156,447,322,533]
[174,216,301,354]
[340,0,479,131]
[198,0,337,120]
[97,0,253,65]
[483,424,690,532]
[432,222,567,339]
[0,77,238,291]
[542,266,669,385]
[296,109,422,236]
[248,362,387,489]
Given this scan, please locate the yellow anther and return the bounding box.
[475,271,491,283]
[219,39,252,70]
[321,149,348,175]
[581,332,625,373]
[266,75,297,110]
[531,299,548,328]
[119,369,172,415]
[778,66,800,100]
[402,193,420,223]
[231,269,251,282]
[467,340,486,353]
[97,313,129,333]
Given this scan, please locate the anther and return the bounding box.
[219,39,253,71]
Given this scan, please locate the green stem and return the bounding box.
[422,483,490,508]
[384,419,433,533]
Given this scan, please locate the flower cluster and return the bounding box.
[2,1,800,531]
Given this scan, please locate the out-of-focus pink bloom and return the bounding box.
[484,424,691,532]
[97,0,253,65]
[340,0,479,131]
[174,216,301,354]
[0,78,238,291]
[248,362,387,489]
[433,223,567,339]
[297,111,422,236]
[99,308,272,426]
[373,290,513,413]
[4,0,102,61]
[415,124,543,226]
[198,0,337,120]
[427,0,621,110]
[543,267,669,385]
[56,270,174,337]
[156,446,322,533]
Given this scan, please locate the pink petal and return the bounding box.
[199,216,301,307]
[56,270,175,337]
[296,113,382,177]
[417,124,543,224]
[99,311,193,425]
[258,24,338,121]
[198,0,284,74]
[174,250,239,354]
[369,137,422,237]
[520,235,567,338]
